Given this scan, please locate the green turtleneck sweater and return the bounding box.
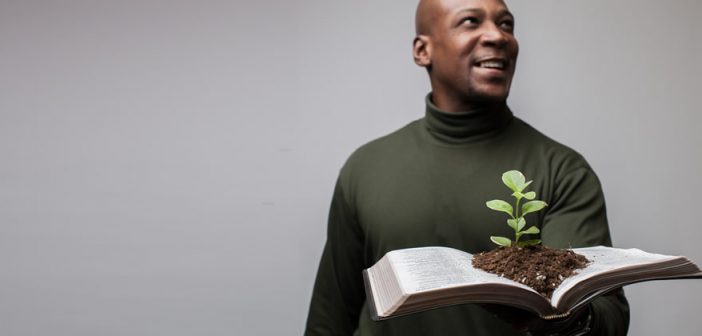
[305,96,629,335]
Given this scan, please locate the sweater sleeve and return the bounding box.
[305,178,366,335]
[540,167,630,336]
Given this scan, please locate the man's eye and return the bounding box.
[500,20,514,30]
[460,17,479,25]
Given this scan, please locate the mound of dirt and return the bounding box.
[472,245,589,298]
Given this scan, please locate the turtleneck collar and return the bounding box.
[423,93,513,144]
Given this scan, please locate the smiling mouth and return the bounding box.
[476,59,507,70]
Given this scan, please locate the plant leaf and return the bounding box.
[490,236,512,247]
[521,180,533,192]
[507,219,518,231]
[518,239,541,247]
[523,191,536,200]
[522,200,548,216]
[521,226,540,235]
[486,200,513,217]
[509,218,526,232]
[501,170,525,193]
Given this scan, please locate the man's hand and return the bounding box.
[479,304,592,335]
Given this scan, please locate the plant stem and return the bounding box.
[513,197,522,246]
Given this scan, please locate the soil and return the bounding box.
[472,245,589,299]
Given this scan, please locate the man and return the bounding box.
[305,0,630,335]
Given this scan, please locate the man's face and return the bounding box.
[422,0,519,106]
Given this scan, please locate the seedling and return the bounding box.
[486,170,547,247]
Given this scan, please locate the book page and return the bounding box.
[387,246,537,294]
[551,246,680,306]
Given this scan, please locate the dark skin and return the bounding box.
[413,0,518,113]
[413,0,591,334]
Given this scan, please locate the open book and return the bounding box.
[363,246,702,320]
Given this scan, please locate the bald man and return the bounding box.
[305,0,630,335]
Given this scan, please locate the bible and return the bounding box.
[362,246,702,320]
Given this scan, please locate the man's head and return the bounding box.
[414,0,518,111]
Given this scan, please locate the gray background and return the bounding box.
[1,0,700,335]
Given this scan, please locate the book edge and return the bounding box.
[362,269,380,321]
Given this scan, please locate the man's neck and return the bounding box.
[431,92,508,113]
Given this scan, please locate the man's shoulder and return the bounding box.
[346,119,421,163]
[510,117,592,173]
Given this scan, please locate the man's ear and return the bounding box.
[413,35,432,68]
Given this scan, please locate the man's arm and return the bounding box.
[539,166,630,335]
[305,179,366,335]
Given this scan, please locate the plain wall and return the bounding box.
[1,0,700,335]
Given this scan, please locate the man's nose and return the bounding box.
[480,23,509,48]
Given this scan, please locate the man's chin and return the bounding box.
[467,90,510,104]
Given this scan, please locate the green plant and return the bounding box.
[486,170,547,247]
